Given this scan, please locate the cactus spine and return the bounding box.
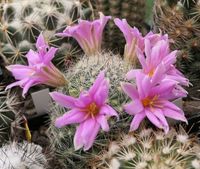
[90,127,200,169]
[0,0,91,68]
[0,141,47,169]
[153,0,200,96]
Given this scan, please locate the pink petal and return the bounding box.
[124,100,143,115]
[50,92,77,109]
[153,109,169,133]
[75,91,92,108]
[6,65,35,80]
[130,111,146,131]
[144,39,151,63]
[93,13,111,44]
[151,63,166,85]
[121,82,139,100]
[145,109,163,129]
[94,78,109,106]
[89,70,105,96]
[150,80,175,99]
[26,49,40,66]
[163,51,177,68]
[43,47,58,64]
[22,79,36,97]
[141,75,151,98]
[161,100,182,112]
[81,119,100,151]
[114,18,133,45]
[96,115,109,132]
[6,80,24,90]
[151,40,169,63]
[163,107,187,123]
[99,105,118,117]
[136,47,147,70]
[126,69,141,80]
[74,123,84,150]
[36,33,48,50]
[55,109,85,128]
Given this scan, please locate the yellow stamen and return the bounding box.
[85,102,99,118]
[142,95,159,108]
[148,69,155,77]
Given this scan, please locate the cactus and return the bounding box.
[0,0,91,68]
[91,0,146,53]
[0,141,47,169]
[153,0,200,96]
[90,127,200,169]
[0,88,16,145]
[48,52,132,168]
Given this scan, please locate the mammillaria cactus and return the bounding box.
[48,52,131,168]
[0,141,47,169]
[0,0,91,67]
[90,127,200,169]
[153,0,200,96]
[0,87,17,145]
[47,16,189,168]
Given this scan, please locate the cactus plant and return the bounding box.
[48,52,132,168]
[0,0,91,68]
[0,141,47,169]
[153,0,200,97]
[92,0,146,53]
[90,127,200,169]
[0,88,16,145]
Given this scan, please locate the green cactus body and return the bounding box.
[0,0,90,68]
[48,52,132,168]
[0,141,47,169]
[153,0,200,95]
[93,0,146,53]
[91,127,200,169]
[0,89,16,145]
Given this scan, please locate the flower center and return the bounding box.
[142,95,158,107]
[85,102,99,118]
[148,69,155,77]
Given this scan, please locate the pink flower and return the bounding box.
[57,12,111,56]
[6,34,66,97]
[144,31,169,49]
[121,72,187,133]
[50,71,118,151]
[114,18,143,65]
[126,39,189,87]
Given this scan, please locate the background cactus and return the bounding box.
[90,127,200,169]
[153,0,200,98]
[48,52,132,168]
[89,0,146,53]
[0,141,47,169]
[0,87,17,145]
[0,0,91,68]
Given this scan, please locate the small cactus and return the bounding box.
[0,0,91,68]
[153,0,200,94]
[90,127,200,169]
[48,52,132,168]
[0,88,16,145]
[0,141,47,169]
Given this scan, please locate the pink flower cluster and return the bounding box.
[6,15,189,151]
[116,19,189,133]
[49,18,189,150]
